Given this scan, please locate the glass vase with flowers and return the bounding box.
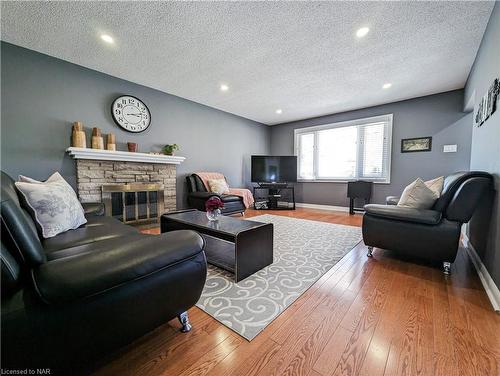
[205,196,224,221]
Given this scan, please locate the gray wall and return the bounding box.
[0,42,270,208]
[270,90,472,206]
[464,3,500,290]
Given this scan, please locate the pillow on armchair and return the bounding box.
[424,176,444,198]
[207,179,230,195]
[395,176,444,209]
[397,178,438,209]
[15,172,87,238]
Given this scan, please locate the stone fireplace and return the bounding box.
[67,148,186,223]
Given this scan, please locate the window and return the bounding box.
[294,114,393,183]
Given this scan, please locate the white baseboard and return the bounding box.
[296,203,350,212]
[461,232,500,312]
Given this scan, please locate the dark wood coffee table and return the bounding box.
[161,210,273,282]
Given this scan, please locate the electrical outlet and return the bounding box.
[443,144,457,153]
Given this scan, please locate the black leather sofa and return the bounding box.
[186,174,246,215]
[1,171,207,372]
[362,171,493,274]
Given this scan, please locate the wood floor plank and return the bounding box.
[136,325,233,376]
[339,265,386,333]
[314,261,394,376]
[433,353,459,376]
[177,334,243,376]
[447,249,500,357]
[204,329,275,376]
[414,295,435,376]
[358,261,409,376]
[383,285,419,376]
[452,325,499,376]
[94,208,500,376]
[308,370,323,376]
[431,268,455,359]
[279,289,358,376]
[313,325,354,376]
[228,338,282,376]
[256,305,336,376]
[94,308,209,376]
[331,260,395,376]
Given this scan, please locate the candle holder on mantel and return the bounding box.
[71,122,87,148]
[107,133,116,151]
[91,128,104,150]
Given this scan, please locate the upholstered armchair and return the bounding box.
[362,171,494,274]
[186,174,246,215]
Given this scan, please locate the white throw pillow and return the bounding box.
[397,178,437,209]
[15,172,87,238]
[18,173,60,184]
[424,176,444,198]
[208,179,229,195]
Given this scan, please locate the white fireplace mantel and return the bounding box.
[66,147,186,165]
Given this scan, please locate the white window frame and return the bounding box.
[294,114,393,184]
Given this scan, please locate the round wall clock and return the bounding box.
[111,95,151,133]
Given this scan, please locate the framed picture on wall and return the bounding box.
[401,137,432,153]
[475,78,499,127]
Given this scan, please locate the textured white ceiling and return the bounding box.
[1,1,494,125]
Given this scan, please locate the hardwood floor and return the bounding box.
[95,208,499,376]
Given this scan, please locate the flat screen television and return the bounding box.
[251,156,297,183]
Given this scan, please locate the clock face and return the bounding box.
[111,96,151,133]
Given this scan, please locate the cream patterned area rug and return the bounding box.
[196,214,362,340]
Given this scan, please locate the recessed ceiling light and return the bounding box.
[275,109,283,114]
[356,27,370,38]
[220,84,229,92]
[100,34,114,44]
[382,83,392,89]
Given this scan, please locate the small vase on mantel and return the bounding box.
[205,197,224,221]
[91,127,104,149]
[71,122,87,148]
[106,133,116,151]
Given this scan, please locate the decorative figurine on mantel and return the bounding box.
[163,144,179,156]
[91,127,104,149]
[107,133,116,151]
[71,122,86,148]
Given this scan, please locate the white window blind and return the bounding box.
[295,114,392,183]
[297,132,315,180]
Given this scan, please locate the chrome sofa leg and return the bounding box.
[443,262,451,275]
[178,311,192,333]
[367,246,373,257]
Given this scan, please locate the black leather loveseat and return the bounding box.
[186,174,246,215]
[362,171,493,274]
[1,171,207,372]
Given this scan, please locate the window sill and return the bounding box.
[297,179,391,185]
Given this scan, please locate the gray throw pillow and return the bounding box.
[397,178,437,209]
[15,172,87,238]
[424,176,444,198]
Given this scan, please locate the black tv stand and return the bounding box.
[253,184,295,210]
[257,182,289,189]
